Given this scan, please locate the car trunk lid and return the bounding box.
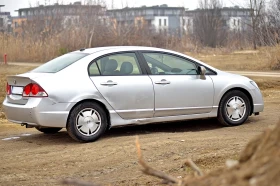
[6,73,51,105]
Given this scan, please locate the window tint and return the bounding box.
[32,53,88,73]
[89,53,142,76]
[143,53,198,75]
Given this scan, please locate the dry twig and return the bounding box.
[135,136,180,184]
[184,159,204,176]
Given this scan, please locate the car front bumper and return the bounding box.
[2,97,75,128]
[250,88,264,113]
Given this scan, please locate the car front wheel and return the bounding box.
[218,90,251,126]
[67,102,108,142]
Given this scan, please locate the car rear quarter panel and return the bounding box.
[31,54,115,112]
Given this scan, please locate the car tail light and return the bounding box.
[6,83,11,95]
[23,83,48,97]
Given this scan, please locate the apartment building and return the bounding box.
[183,6,251,34]
[12,1,106,36]
[8,3,252,36]
[0,5,12,33]
[107,5,184,34]
[107,5,251,35]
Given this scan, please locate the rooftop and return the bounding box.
[108,5,185,12]
[17,2,104,12]
[187,6,251,12]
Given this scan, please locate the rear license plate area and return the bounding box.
[11,86,23,95]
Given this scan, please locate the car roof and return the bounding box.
[77,46,170,54]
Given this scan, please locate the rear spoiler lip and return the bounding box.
[7,75,33,86]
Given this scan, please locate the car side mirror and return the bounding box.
[199,66,206,76]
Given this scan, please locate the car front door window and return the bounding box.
[143,53,198,75]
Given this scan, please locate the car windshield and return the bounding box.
[32,53,88,73]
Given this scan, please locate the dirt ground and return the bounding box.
[0,67,280,185]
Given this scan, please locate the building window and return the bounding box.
[234,19,236,26]
[0,18,3,27]
[188,19,190,26]
[164,19,167,26]
[159,19,162,26]
[238,19,240,26]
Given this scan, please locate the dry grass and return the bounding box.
[1,29,280,71]
[187,45,280,71]
[0,28,189,63]
[188,50,266,71]
[260,46,280,70]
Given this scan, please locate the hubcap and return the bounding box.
[76,108,101,136]
[225,96,246,122]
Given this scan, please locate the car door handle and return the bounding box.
[100,81,118,86]
[155,79,171,85]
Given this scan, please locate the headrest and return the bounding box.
[120,62,133,75]
[105,59,118,72]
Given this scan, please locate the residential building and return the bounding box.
[0,5,12,33]
[107,5,184,34]
[12,1,107,35]
[183,6,251,34]
[9,3,252,36]
[12,17,27,36]
[107,5,251,35]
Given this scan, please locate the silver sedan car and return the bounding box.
[3,46,264,142]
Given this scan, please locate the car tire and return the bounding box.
[35,127,62,134]
[67,102,108,143]
[218,90,251,126]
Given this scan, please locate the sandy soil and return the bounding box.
[0,82,280,186]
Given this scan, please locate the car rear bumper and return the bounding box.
[2,97,75,128]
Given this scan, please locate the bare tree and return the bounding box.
[248,0,265,49]
[263,0,280,45]
[192,0,227,47]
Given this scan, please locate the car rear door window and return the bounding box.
[89,53,142,76]
[142,53,198,75]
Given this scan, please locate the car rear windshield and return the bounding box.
[32,53,88,73]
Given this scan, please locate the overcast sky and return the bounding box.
[1,0,246,16]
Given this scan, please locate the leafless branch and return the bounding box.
[184,159,204,176]
[135,136,180,185]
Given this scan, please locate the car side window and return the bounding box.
[89,53,142,76]
[143,53,198,75]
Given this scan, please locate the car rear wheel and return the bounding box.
[35,127,62,134]
[67,102,108,142]
[218,90,251,126]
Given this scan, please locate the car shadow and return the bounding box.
[13,118,255,144]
